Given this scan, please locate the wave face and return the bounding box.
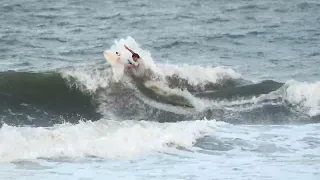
[1,37,319,126]
[0,71,101,126]
[1,68,318,126]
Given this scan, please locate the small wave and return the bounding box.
[246,30,265,36]
[39,37,67,43]
[203,17,229,23]
[158,40,199,49]
[0,48,10,53]
[31,14,63,20]
[59,49,88,56]
[94,14,121,20]
[41,7,63,12]
[1,3,22,12]
[297,2,320,10]
[0,119,217,162]
[224,33,245,39]
[174,14,197,20]
[274,8,289,13]
[57,21,71,27]
[218,31,265,39]
[1,37,23,46]
[308,52,320,57]
[238,4,269,10]
[224,4,269,12]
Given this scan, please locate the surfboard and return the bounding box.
[103,50,125,81]
[103,51,124,66]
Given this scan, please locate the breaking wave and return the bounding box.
[1,37,319,127]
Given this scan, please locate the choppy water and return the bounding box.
[1,0,320,179]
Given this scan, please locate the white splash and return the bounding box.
[106,36,242,86]
[285,80,320,116]
[157,63,242,87]
[61,65,113,93]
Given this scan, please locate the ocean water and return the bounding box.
[1,0,320,179]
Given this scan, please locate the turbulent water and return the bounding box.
[1,0,320,179]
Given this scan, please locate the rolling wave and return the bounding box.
[1,67,319,126]
[1,37,319,126]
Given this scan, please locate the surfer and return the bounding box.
[124,45,140,69]
[124,45,145,77]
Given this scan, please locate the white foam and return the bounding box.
[0,119,217,162]
[285,80,320,116]
[61,65,113,93]
[157,63,242,87]
[106,36,242,86]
